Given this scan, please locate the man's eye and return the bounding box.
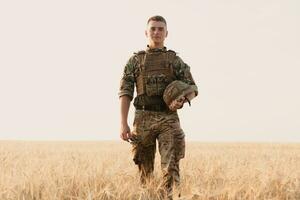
[151,27,156,31]
[158,27,164,31]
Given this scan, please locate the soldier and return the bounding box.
[119,15,198,199]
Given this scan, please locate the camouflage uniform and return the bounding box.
[119,46,197,197]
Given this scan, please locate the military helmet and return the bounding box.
[163,80,195,107]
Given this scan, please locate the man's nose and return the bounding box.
[153,28,160,34]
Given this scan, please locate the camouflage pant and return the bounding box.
[131,109,185,196]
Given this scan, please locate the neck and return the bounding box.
[148,42,164,49]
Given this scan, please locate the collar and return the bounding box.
[146,45,167,53]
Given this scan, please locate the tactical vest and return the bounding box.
[135,50,177,97]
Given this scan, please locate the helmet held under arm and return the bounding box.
[163,80,196,107]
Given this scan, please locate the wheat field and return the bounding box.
[0,141,299,200]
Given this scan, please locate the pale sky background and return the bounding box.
[0,0,299,142]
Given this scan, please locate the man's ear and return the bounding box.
[145,30,148,37]
[165,30,168,38]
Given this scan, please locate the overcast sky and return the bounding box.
[0,0,299,142]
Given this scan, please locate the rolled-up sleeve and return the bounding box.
[173,56,198,96]
[118,55,137,100]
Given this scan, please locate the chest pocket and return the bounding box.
[145,74,172,96]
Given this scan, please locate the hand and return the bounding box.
[120,123,132,142]
[169,95,185,111]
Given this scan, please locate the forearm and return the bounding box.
[120,95,131,125]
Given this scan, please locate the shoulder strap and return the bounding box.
[136,51,147,71]
[165,50,177,78]
[134,50,147,96]
[166,50,177,62]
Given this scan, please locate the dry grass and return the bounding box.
[0,141,299,200]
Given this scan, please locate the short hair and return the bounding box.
[147,15,167,26]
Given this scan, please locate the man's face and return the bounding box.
[145,20,168,45]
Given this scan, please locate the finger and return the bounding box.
[122,132,129,141]
[127,132,132,138]
[174,101,183,107]
[125,132,130,140]
[171,100,177,107]
[178,96,185,102]
[171,101,180,110]
[176,99,183,104]
[169,106,176,111]
[174,102,183,109]
[121,134,126,141]
[169,104,175,110]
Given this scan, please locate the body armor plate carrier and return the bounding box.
[136,50,177,97]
